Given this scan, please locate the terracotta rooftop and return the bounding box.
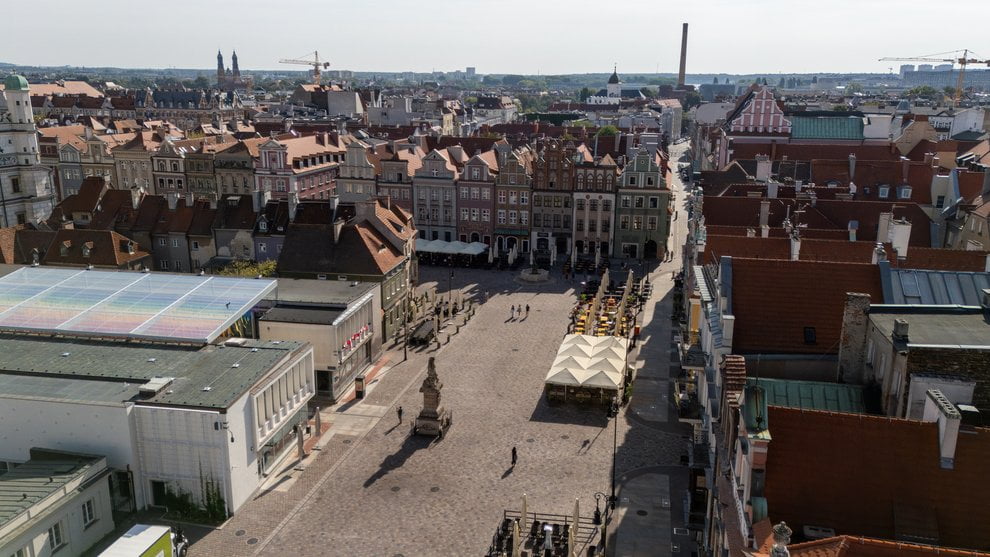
[787,536,990,557]
[727,258,883,354]
[764,406,990,551]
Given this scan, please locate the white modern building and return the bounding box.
[0,449,115,557]
[0,267,316,517]
[1,75,56,226]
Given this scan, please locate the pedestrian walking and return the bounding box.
[397,406,403,423]
[525,304,530,317]
[511,446,517,467]
[510,304,515,319]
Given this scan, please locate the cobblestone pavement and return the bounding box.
[191,147,694,557]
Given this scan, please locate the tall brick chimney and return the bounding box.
[836,292,872,383]
[677,23,689,88]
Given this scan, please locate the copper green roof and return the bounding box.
[3,75,29,91]
[747,377,867,413]
[790,116,864,140]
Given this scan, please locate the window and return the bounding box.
[509,192,518,204]
[460,187,469,199]
[590,199,599,211]
[629,176,636,186]
[16,212,26,225]
[82,498,97,526]
[533,195,541,207]
[444,189,452,201]
[471,208,479,221]
[634,196,644,208]
[649,197,659,209]
[469,187,478,199]
[171,238,179,248]
[191,241,200,251]
[553,214,561,228]
[621,196,631,208]
[520,192,528,205]
[461,208,470,221]
[10,546,27,557]
[601,217,610,232]
[898,186,912,199]
[173,260,181,271]
[10,177,20,193]
[647,216,658,230]
[431,189,440,201]
[576,218,584,232]
[160,260,169,270]
[553,197,563,208]
[472,168,480,180]
[482,209,490,222]
[498,191,507,204]
[533,214,541,227]
[418,189,426,200]
[935,195,946,209]
[520,211,528,224]
[482,188,490,200]
[258,243,267,253]
[878,186,889,198]
[509,211,517,225]
[803,327,817,344]
[48,521,66,550]
[577,199,585,211]
[563,215,570,229]
[633,216,643,230]
[588,220,597,232]
[602,200,611,211]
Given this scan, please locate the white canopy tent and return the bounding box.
[416,239,489,255]
[544,335,629,391]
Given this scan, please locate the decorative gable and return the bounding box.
[729,87,792,134]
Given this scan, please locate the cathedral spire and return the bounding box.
[231,50,240,77]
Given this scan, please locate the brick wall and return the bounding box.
[907,347,990,412]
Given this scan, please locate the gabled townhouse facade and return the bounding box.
[573,153,618,257]
[493,146,533,253]
[255,133,342,201]
[412,149,459,242]
[456,152,497,244]
[614,148,671,259]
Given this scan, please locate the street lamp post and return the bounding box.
[447,259,454,313]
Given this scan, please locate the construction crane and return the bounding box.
[879,49,990,106]
[279,51,330,85]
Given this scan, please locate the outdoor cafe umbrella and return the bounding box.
[512,519,522,557]
[594,243,601,269]
[521,493,529,529]
[572,498,580,532]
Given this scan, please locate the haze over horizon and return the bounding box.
[2,0,986,75]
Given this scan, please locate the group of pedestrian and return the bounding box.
[508,304,530,320]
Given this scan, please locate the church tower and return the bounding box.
[606,65,621,99]
[217,50,225,88]
[231,51,240,78]
[0,75,55,225]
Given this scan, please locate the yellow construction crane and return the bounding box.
[880,49,990,106]
[279,51,330,85]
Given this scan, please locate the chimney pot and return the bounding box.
[893,318,909,340]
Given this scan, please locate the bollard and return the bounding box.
[446,333,451,344]
[456,325,460,333]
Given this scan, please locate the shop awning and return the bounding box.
[415,239,488,255]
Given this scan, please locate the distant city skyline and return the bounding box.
[3,0,985,75]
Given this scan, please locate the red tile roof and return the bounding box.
[702,197,933,246]
[730,143,899,162]
[788,536,990,557]
[764,406,990,551]
[728,258,883,354]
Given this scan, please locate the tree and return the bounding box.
[501,74,524,86]
[845,83,863,94]
[777,77,785,87]
[943,86,958,97]
[906,85,940,100]
[597,125,619,137]
[640,87,657,98]
[578,87,593,101]
[832,104,850,112]
[682,90,702,110]
[713,76,719,84]
[217,260,277,278]
[812,75,819,84]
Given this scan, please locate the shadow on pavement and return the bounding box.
[528,395,609,427]
[362,432,433,488]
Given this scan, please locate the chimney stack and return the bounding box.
[767,181,779,199]
[130,187,141,210]
[167,192,178,211]
[677,23,689,88]
[755,154,771,183]
[923,389,961,469]
[892,318,909,341]
[837,292,872,383]
[848,220,858,242]
[848,153,857,182]
[759,200,770,229]
[288,191,299,222]
[871,242,887,264]
[789,232,801,261]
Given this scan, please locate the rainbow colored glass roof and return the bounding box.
[0,267,276,343]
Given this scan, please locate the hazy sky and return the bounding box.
[3,0,986,75]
